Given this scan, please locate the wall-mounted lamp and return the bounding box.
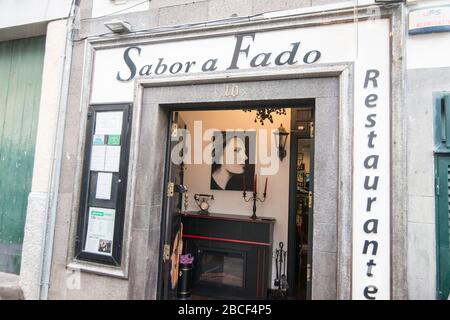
[104,19,132,33]
[274,123,289,161]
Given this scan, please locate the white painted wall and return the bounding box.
[0,0,72,29]
[20,19,68,300]
[91,0,150,18]
[179,110,292,287]
[407,32,450,69]
[407,0,450,69]
[405,0,450,300]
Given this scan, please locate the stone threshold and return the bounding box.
[0,272,24,300]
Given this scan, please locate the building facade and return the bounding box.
[2,0,449,300]
[0,0,74,299]
[405,1,450,300]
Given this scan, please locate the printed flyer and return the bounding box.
[85,207,115,256]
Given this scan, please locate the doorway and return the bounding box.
[127,75,343,300]
[158,104,316,300]
[288,107,314,300]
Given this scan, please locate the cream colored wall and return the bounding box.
[20,19,68,300]
[0,0,71,29]
[91,0,150,18]
[179,109,291,287]
[406,0,450,69]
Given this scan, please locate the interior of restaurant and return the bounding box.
[163,105,315,300]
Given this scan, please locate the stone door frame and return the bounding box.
[127,65,353,299]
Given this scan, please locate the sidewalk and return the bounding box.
[0,272,24,300]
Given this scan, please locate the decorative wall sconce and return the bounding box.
[274,124,289,161]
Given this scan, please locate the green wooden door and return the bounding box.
[0,36,45,274]
[436,155,450,299]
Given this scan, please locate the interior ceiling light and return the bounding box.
[243,108,287,125]
[104,19,132,33]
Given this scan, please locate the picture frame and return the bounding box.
[210,131,256,191]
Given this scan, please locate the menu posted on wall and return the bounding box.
[104,145,121,172]
[89,111,123,172]
[85,207,116,256]
[77,105,130,262]
[95,111,123,135]
[89,144,121,172]
[90,145,107,171]
[96,172,113,200]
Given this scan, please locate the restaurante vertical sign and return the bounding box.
[352,67,391,300]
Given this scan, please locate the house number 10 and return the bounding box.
[225,84,239,97]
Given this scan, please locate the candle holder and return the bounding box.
[242,191,266,220]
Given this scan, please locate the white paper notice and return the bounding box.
[95,111,123,135]
[85,207,115,256]
[105,146,121,172]
[96,172,113,200]
[90,145,106,171]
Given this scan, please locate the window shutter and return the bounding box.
[435,96,450,151]
[436,95,450,300]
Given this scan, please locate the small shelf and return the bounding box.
[182,211,276,224]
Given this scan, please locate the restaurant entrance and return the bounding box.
[124,74,343,300]
[158,102,317,300]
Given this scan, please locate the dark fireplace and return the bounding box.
[198,248,244,288]
[182,212,275,299]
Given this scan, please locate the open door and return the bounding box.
[288,107,314,300]
[160,111,187,300]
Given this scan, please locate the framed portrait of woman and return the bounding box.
[210,131,256,191]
